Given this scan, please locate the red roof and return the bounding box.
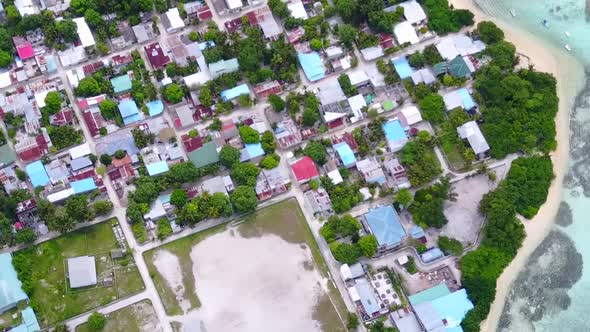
[14,222,23,230]
[144,43,170,70]
[182,134,203,152]
[291,156,319,182]
[254,81,282,98]
[50,110,74,126]
[78,94,106,110]
[246,11,258,25]
[83,61,105,75]
[197,6,213,20]
[224,17,243,33]
[82,110,102,137]
[112,54,133,66]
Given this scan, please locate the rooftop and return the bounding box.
[298,52,326,82]
[333,142,356,167]
[394,21,419,45]
[110,74,133,94]
[0,144,17,166]
[119,99,141,126]
[442,88,476,111]
[290,156,319,182]
[410,284,474,331]
[365,205,406,247]
[0,253,28,311]
[146,100,164,116]
[288,0,308,20]
[70,178,97,194]
[73,17,95,48]
[220,83,250,102]
[164,8,186,31]
[67,256,97,288]
[397,0,427,24]
[146,160,170,176]
[457,120,490,155]
[392,56,413,79]
[25,160,49,188]
[188,141,219,168]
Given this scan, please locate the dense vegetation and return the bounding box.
[319,214,361,243]
[421,0,474,34]
[409,178,453,228]
[461,156,554,331]
[320,176,363,213]
[399,140,442,186]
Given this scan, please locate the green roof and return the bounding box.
[0,144,16,165]
[188,141,219,168]
[449,56,470,78]
[433,62,448,76]
[408,283,451,306]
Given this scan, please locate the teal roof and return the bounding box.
[25,160,49,188]
[146,161,169,176]
[245,143,264,158]
[333,142,356,167]
[209,58,239,75]
[297,52,326,82]
[12,307,40,332]
[220,84,250,101]
[392,56,413,79]
[412,287,474,331]
[110,74,133,93]
[409,284,451,306]
[71,178,96,194]
[188,141,219,168]
[0,144,17,165]
[0,253,28,310]
[383,119,407,142]
[146,100,164,116]
[449,56,470,78]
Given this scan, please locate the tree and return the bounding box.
[338,24,358,49]
[55,19,79,43]
[209,192,233,217]
[127,202,148,224]
[268,0,290,18]
[268,94,285,112]
[84,8,103,28]
[93,200,113,216]
[320,214,361,242]
[334,0,358,22]
[418,93,446,124]
[329,241,361,264]
[114,150,126,159]
[338,74,357,97]
[156,218,173,239]
[49,126,81,150]
[219,145,241,168]
[230,186,258,213]
[408,51,425,68]
[409,179,451,228]
[302,108,320,127]
[261,131,276,154]
[188,31,199,41]
[438,236,464,256]
[347,313,360,331]
[395,188,413,207]
[100,154,112,166]
[358,235,378,257]
[423,44,444,65]
[66,195,93,222]
[5,5,20,27]
[131,128,155,149]
[486,40,517,70]
[170,189,188,209]
[15,228,37,245]
[44,91,62,115]
[259,155,279,169]
[369,320,397,332]
[178,202,202,225]
[76,77,101,97]
[400,140,442,186]
[88,312,106,331]
[98,99,117,120]
[168,162,200,184]
[477,21,504,44]
[47,207,76,234]
[163,83,184,104]
[239,125,260,144]
[304,141,327,165]
[310,38,323,51]
[199,86,214,107]
[231,162,260,186]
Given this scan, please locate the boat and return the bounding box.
[510,8,516,17]
[543,19,549,28]
[564,31,571,37]
[565,44,571,51]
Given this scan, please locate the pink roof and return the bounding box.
[291,156,319,182]
[16,43,34,60]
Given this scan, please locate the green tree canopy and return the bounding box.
[239,125,260,144]
[231,162,260,186]
[304,141,327,165]
[219,145,241,168]
[230,186,258,213]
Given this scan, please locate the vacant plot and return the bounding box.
[12,219,144,327]
[144,199,347,332]
[76,300,161,332]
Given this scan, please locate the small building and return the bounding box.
[248,6,282,40]
[208,58,239,78]
[220,84,250,102]
[304,188,333,215]
[25,160,50,188]
[327,168,343,185]
[347,94,366,122]
[144,43,171,70]
[356,158,386,185]
[457,121,490,158]
[347,278,383,320]
[67,256,97,288]
[110,73,133,94]
[72,17,96,48]
[421,247,444,263]
[174,103,196,128]
[290,156,319,184]
[255,167,290,200]
[70,156,93,173]
[132,23,155,44]
[0,253,28,313]
[13,36,35,60]
[340,263,365,281]
[383,119,409,152]
[201,176,229,196]
[392,56,413,79]
[360,46,384,61]
[0,145,17,167]
[119,99,141,126]
[240,143,265,163]
[298,52,326,82]
[442,88,477,111]
[71,178,97,195]
[383,158,410,189]
[364,205,406,251]
[163,8,186,33]
[436,35,486,61]
[411,68,436,85]
[317,79,346,106]
[146,100,164,117]
[333,142,356,168]
[399,105,423,127]
[409,284,474,331]
[146,160,170,176]
[391,308,422,332]
[254,80,282,98]
[274,118,302,149]
[225,0,243,11]
[183,71,212,88]
[288,0,308,20]
[188,141,219,168]
[396,0,427,25]
[394,21,419,45]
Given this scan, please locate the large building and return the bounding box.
[67,256,97,288]
[363,205,406,252]
[407,284,474,331]
[0,253,28,313]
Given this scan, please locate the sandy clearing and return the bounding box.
[134,301,163,332]
[186,231,327,332]
[153,250,192,313]
[449,1,585,331]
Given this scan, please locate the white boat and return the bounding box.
[510,8,516,17]
[564,31,571,37]
[565,44,571,51]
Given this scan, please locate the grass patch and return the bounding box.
[76,300,158,332]
[13,219,144,327]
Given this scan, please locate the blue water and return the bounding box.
[472,0,590,331]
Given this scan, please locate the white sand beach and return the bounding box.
[449,0,585,331]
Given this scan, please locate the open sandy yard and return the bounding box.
[76,300,161,332]
[144,199,347,332]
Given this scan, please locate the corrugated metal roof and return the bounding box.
[365,205,406,247]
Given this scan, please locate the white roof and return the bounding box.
[34,89,54,109]
[67,256,97,288]
[394,21,419,45]
[323,111,347,123]
[0,72,11,89]
[347,70,370,87]
[166,8,186,30]
[325,46,344,58]
[288,1,308,20]
[317,80,346,105]
[397,255,409,265]
[225,0,243,10]
[59,45,87,67]
[457,121,490,155]
[328,169,343,185]
[442,90,463,110]
[183,71,211,88]
[411,68,436,85]
[66,68,85,88]
[347,285,361,301]
[73,17,96,48]
[14,0,39,16]
[399,1,427,24]
[400,105,423,126]
[436,37,459,60]
[48,188,74,203]
[348,94,367,113]
[360,46,384,61]
[437,35,486,60]
[69,143,92,159]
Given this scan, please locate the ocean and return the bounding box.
[472,0,590,330]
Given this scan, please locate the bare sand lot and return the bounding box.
[144,199,346,332]
[76,300,161,332]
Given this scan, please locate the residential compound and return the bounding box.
[0,0,521,331]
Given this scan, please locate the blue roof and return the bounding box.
[70,178,96,194]
[356,278,381,316]
[298,52,326,82]
[245,143,265,158]
[411,284,473,331]
[457,88,476,110]
[392,56,413,79]
[110,74,133,94]
[146,161,170,176]
[431,289,474,330]
[146,100,164,116]
[25,161,50,188]
[411,225,425,239]
[159,193,171,204]
[46,55,58,73]
[119,100,141,125]
[12,307,41,332]
[333,142,356,167]
[0,253,28,310]
[421,247,444,263]
[365,205,406,247]
[409,284,451,306]
[220,84,250,101]
[199,41,215,50]
[383,119,407,142]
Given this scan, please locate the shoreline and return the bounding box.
[449,0,585,331]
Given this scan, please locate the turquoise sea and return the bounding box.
[473,0,590,330]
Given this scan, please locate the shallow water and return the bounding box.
[473,0,590,330]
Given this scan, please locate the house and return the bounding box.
[67,256,97,288]
[183,71,212,88]
[287,27,305,44]
[73,17,96,48]
[457,121,490,158]
[317,79,346,106]
[347,94,366,122]
[208,58,240,78]
[58,45,88,67]
[0,145,17,167]
[146,160,170,176]
[0,253,29,313]
[383,158,411,189]
[379,33,395,50]
[95,129,139,156]
[77,94,106,111]
[383,119,409,152]
[255,167,290,200]
[325,46,344,60]
[392,56,413,79]
[411,68,436,85]
[14,0,39,16]
[118,99,141,126]
[15,131,52,162]
[254,80,282,98]
[188,141,219,168]
[360,46,384,61]
[304,188,333,215]
[298,52,326,82]
[13,36,35,60]
[442,88,477,112]
[347,278,383,320]
[220,84,250,102]
[290,156,319,183]
[396,0,427,25]
[436,34,486,61]
[110,73,133,94]
[248,6,282,40]
[333,142,356,168]
[240,143,265,163]
[408,284,474,331]
[356,158,386,185]
[320,101,349,129]
[394,21,419,45]
[146,100,164,117]
[108,154,136,181]
[144,43,170,70]
[398,105,423,127]
[347,69,370,88]
[25,160,49,188]
[363,205,406,251]
[173,103,196,128]
[163,8,186,33]
[70,156,93,173]
[225,0,243,11]
[288,0,308,20]
[0,166,26,193]
[274,118,302,148]
[132,23,155,43]
[340,263,365,281]
[201,176,229,195]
